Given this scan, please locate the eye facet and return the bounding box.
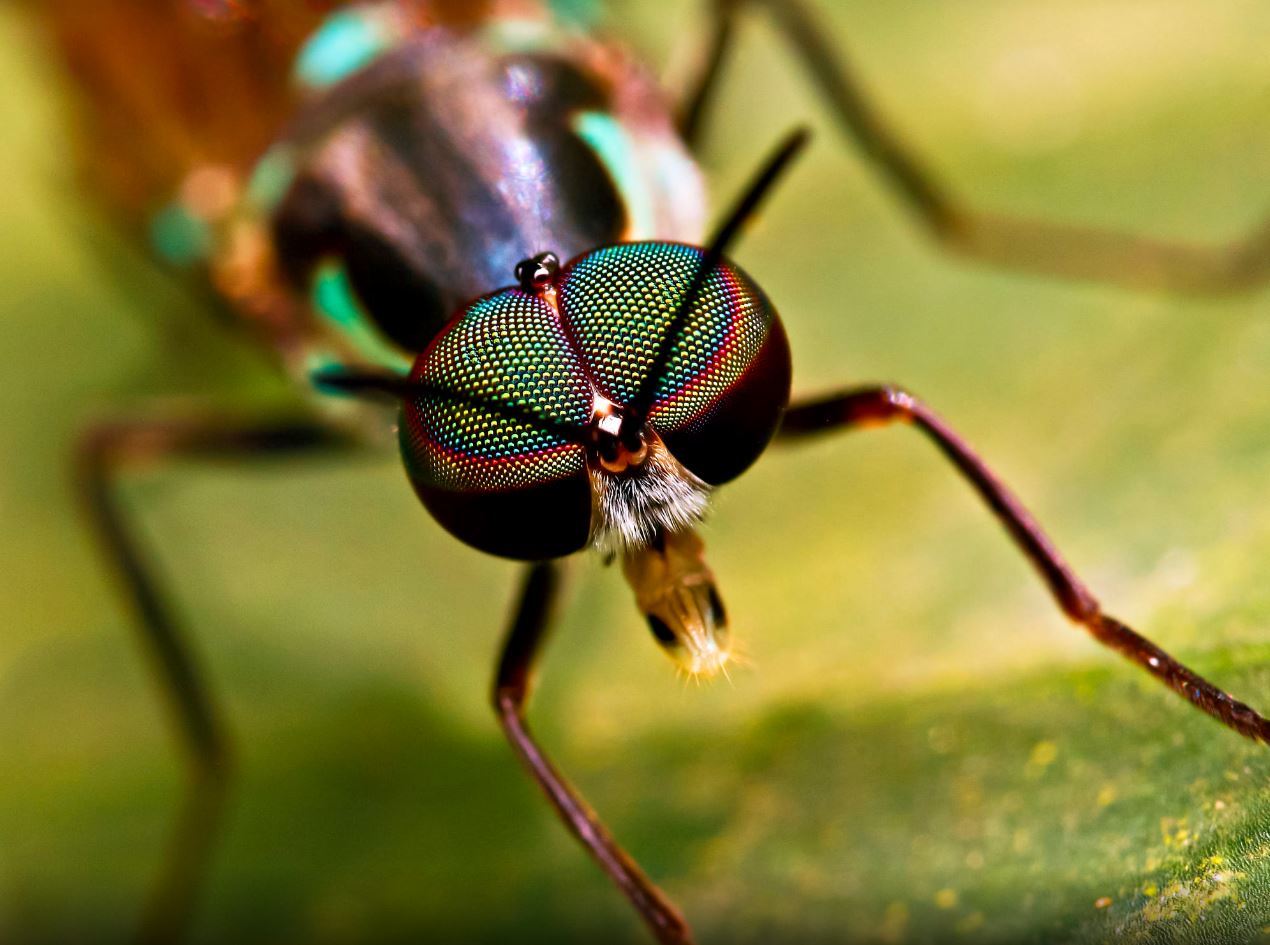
[558,241,790,485]
[400,241,790,558]
[398,288,593,560]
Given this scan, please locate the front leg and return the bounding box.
[75,411,359,943]
[492,562,694,945]
[678,0,1270,295]
[779,386,1270,742]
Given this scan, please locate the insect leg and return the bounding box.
[74,412,359,944]
[778,386,1270,743]
[492,562,695,945]
[677,0,1270,294]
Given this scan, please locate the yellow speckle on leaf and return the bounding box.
[1135,856,1246,925]
[1160,816,1191,849]
[1028,740,1059,769]
[1096,784,1117,807]
[1024,740,1060,780]
[935,888,958,910]
[878,901,908,944]
[1012,829,1032,853]
[1094,896,1113,909]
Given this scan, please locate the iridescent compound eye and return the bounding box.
[398,288,594,560]
[398,241,791,560]
[558,242,790,485]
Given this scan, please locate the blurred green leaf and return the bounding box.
[2,1,1270,943]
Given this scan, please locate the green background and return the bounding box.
[3,1,1270,942]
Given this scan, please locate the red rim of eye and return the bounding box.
[556,242,791,486]
[397,242,792,560]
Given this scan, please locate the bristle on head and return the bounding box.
[590,437,711,555]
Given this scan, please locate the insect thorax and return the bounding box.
[266,9,706,378]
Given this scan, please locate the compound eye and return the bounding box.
[558,242,791,485]
[398,288,594,560]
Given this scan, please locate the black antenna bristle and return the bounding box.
[312,368,590,445]
[629,127,810,420]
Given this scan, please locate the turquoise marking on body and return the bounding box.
[312,260,412,371]
[295,9,394,89]
[150,203,212,267]
[572,112,655,239]
[547,0,601,28]
[247,147,297,213]
[303,349,345,380]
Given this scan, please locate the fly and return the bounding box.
[24,1,1270,943]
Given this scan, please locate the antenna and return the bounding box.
[627,127,810,423]
[312,369,591,446]
[314,129,809,447]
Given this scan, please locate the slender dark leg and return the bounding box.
[492,563,694,945]
[74,412,357,944]
[778,386,1270,742]
[678,0,1270,295]
[678,2,736,150]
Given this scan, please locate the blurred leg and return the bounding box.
[74,412,357,944]
[492,562,694,945]
[679,0,1270,294]
[779,385,1270,742]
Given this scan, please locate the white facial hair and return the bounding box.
[589,437,711,554]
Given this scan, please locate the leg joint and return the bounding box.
[877,385,918,416]
[491,684,524,721]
